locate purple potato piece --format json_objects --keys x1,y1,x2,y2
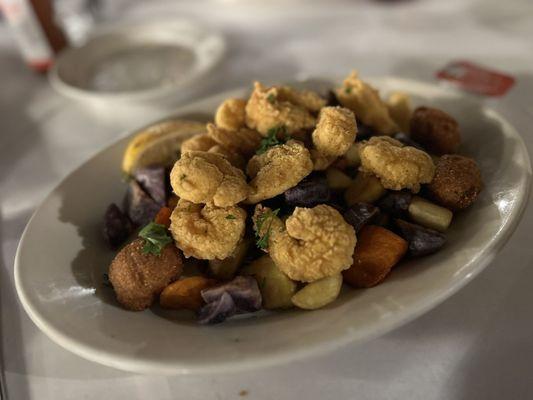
[
  {"x1": 197, "y1": 292, "x2": 237, "y2": 324},
  {"x1": 393, "y1": 132, "x2": 424, "y2": 150},
  {"x1": 378, "y1": 192, "x2": 413, "y2": 217},
  {"x1": 102, "y1": 203, "x2": 133, "y2": 248},
  {"x1": 284, "y1": 175, "x2": 331, "y2": 208},
  {"x1": 201, "y1": 276, "x2": 262, "y2": 313},
  {"x1": 395, "y1": 219, "x2": 446, "y2": 257},
  {"x1": 124, "y1": 180, "x2": 161, "y2": 226},
  {"x1": 343, "y1": 203, "x2": 379, "y2": 232},
  {"x1": 133, "y1": 166, "x2": 166, "y2": 206}
]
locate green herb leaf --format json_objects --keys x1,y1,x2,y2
[
  {"x1": 255, "y1": 208, "x2": 280, "y2": 250},
  {"x1": 256, "y1": 126, "x2": 290, "y2": 155},
  {"x1": 226, "y1": 214, "x2": 236, "y2": 220},
  {"x1": 344, "y1": 87, "x2": 352, "y2": 94},
  {"x1": 267, "y1": 93, "x2": 276, "y2": 104},
  {"x1": 180, "y1": 173, "x2": 187, "y2": 180},
  {"x1": 138, "y1": 222, "x2": 172, "y2": 256}
]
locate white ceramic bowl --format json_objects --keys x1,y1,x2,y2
[
  {"x1": 15, "y1": 78, "x2": 531, "y2": 374},
  {"x1": 49, "y1": 19, "x2": 226, "y2": 123}
]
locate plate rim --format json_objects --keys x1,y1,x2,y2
[{"x1": 14, "y1": 77, "x2": 532, "y2": 374}]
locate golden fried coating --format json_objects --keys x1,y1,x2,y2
[
  {"x1": 215, "y1": 98, "x2": 247, "y2": 131},
  {"x1": 277, "y1": 85, "x2": 326, "y2": 112},
  {"x1": 386, "y1": 91, "x2": 412, "y2": 133},
  {"x1": 312, "y1": 106, "x2": 357, "y2": 157},
  {"x1": 359, "y1": 136, "x2": 435, "y2": 192},
  {"x1": 170, "y1": 199, "x2": 246, "y2": 260},
  {"x1": 180, "y1": 133, "x2": 217, "y2": 153},
  {"x1": 335, "y1": 71, "x2": 398, "y2": 135},
  {"x1": 310, "y1": 149, "x2": 337, "y2": 171},
  {"x1": 206, "y1": 123, "x2": 262, "y2": 157},
  {"x1": 427, "y1": 154, "x2": 482, "y2": 210},
  {"x1": 207, "y1": 144, "x2": 246, "y2": 170},
  {"x1": 170, "y1": 151, "x2": 248, "y2": 207},
  {"x1": 109, "y1": 239, "x2": 183, "y2": 311},
  {"x1": 246, "y1": 140, "x2": 313, "y2": 203},
  {"x1": 245, "y1": 82, "x2": 320, "y2": 136},
  {"x1": 254, "y1": 205, "x2": 356, "y2": 282}
]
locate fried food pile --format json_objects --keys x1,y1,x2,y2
[{"x1": 103, "y1": 70, "x2": 483, "y2": 324}]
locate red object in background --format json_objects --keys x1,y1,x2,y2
[
  {"x1": 0, "y1": 0, "x2": 67, "y2": 73},
  {"x1": 436, "y1": 61, "x2": 515, "y2": 97}
]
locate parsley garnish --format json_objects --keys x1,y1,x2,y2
[
  {"x1": 267, "y1": 93, "x2": 276, "y2": 104},
  {"x1": 344, "y1": 87, "x2": 352, "y2": 94},
  {"x1": 226, "y1": 214, "x2": 236, "y2": 220},
  {"x1": 255, "y1": 208, "x2": 280, "y2": 250},
  {"x1": 256, "y1": 126, "x2": 290, "y2": 155},
  {"x1": 138, "y1": 222, "x2": 172, "y2": 255},
  {"x1": 180, "y1": 173, "x2": 187, "y2": 180}
]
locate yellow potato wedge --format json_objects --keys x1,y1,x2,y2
[
  {"x1": 344, "y1": 172, "x2": 386, "y2": 205},
  {"x1": 208, "y1": 239, "x2": 250, "y2": 280},
  {"x1": 242, "y1": 255, "x2": 297, "y2": 309},
  {"x1": 408, "y1": 196, "x2": 453, "y2": 232},
  {"x1": 344, "y1": 143, "x2": 361, "y2": 167},
  {"x1": 326, "y1": 167, "x2": 352, "y2": 190},
  {"x1": 291, "y1": 274, "x2": 343, "y2": 310}
]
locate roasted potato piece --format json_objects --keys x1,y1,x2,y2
[
  {"x1": 201, "y1": 276, "x2": 262, "y2": 313},
  {"x1": 284, "y1": 174, "x2": 331, "y2": 208},
  {"x1": 344, "y1": 172, "x2": 386, "y2": 206},
  {"x1": 103, "y1": 203, "x2": 133, "y2": 249},
  {"x1": 386, "y1": 91, "x2": 412, "y2": 133},
  {"x1": 344, "y1": 143, "x2": 361, "y2": 167},
  {"x1": 377, "y1": 191, "x2": 413, "y2": 217},
  {"x1": 160, "y1": 276, "x2": 217, "y2": 311},
  {"x1": 343, "y1": 203, "x2": 380, "y2": 232},
  {"x1": 343, "y1": 225, "x2": 407, "y2": 288},
  {"x1": 395, "y1": 219, "x2": 446, "y2": 257},
  {"x1": 326, "y1": 167, "x2": 352, "y2": 190},
  {"x1": 427, "y1": 154, "x2": 483, "y2": 210},
  {"x1": 408, "y1": 196, "x2": 453, "y2": 232},
  {"x1": 291, "y1": 274, "x2": 343, "y2": 310},
  {"x1": 208, "y1": 239, "x2": 250, "y2": 280},
  {"x1": 243, "y1": 255, "x2": 297, "y2": 309},
  {"x1": 410, "y1": 107, "x2": 461, "y2": 155}
]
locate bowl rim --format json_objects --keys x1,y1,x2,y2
[{"x1": 14, "y1": 77, "x2": 532, "y2": 374}]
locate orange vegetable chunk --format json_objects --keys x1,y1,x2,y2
[{"x1": 343, "y1": 225, "x2": 407, "y2": 288}]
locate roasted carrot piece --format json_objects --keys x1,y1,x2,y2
[
  {"x1": 160, "y1": 276, "x2": 217, "y2": 311},
  {"x1": 154, "y1": 206, "x2": 172, "y2": 227},
  {"x1": 343, "y1": 225, "x2": 407, "y2": 288}
]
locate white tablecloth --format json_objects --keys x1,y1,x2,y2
[{"x1": 2, "y1": 0, "x2": 533, "y2": 399}]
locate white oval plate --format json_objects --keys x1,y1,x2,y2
[{"x1": 15, "y1": 78, "x2": 531, "y2": 375}]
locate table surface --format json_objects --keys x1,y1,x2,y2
[{"x1": 2, "y1": 0, "x2": 533, "y2": 399}]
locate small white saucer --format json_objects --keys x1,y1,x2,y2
[{"x1": 49, "y1": 19, "x2": 226, "y2": 105}]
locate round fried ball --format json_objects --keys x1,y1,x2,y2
[
  {"x1": 410, "y1": 107, "x2": 461, "y2": 155},
  {"x1": 109, "y1": 239, "x2": 183, "y2": 311},
  {"x1": 427, "y1": 154, "x2": 482, "y2": 210}
]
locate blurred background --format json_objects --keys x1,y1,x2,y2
[{"x1": 1, "y1": 1, "x2": 533, "y2": 399}]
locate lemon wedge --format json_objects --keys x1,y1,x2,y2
[{"x1": 122, "y1": 119, "x2": 206, "y2": 174}]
